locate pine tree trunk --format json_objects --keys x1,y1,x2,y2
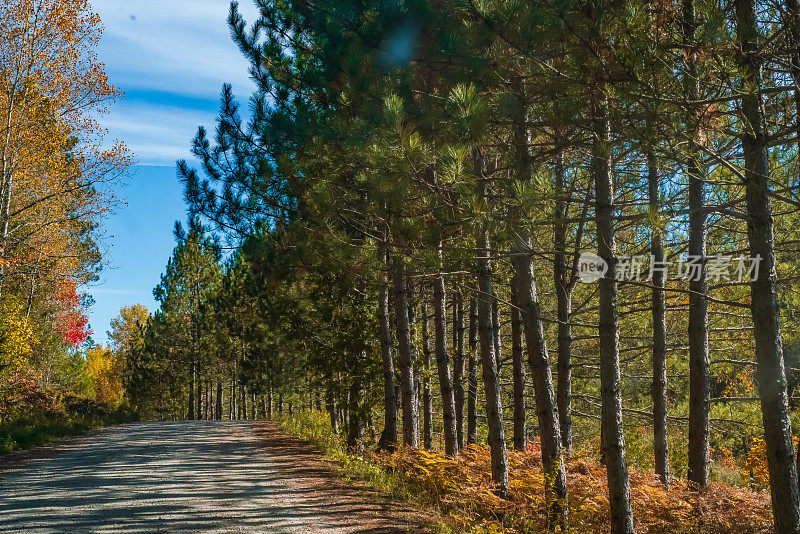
[
  {"x1": 327, "y1": 386, "x2": 338, "y2": 434},
  {"x1": 788, "y1": 0, "x2": 800, "y2": 168},
  {"x1": 377, "y1": 240, "x2": 398, "y2": 450},
  {"x1": 205, "y1": 381, "x2": 213, "y2": 421},
  {"x1": 593, "y1": 96, "x2": 634, "y2": 533},
  {"x1": 229, "y1": 379, "x2": 234, "y2": 420},
  {"x1": 241, "y1": 384, "x2": 247, "y2": 420},
  {"x1": 407, "y1": 281, "x2": 422, "y2": 436},
  {"x1": 433, "y1": 236, "x2": 458, "y2": 456},
  {"x1": 188, "y1": 361, "x2": 195, "y2": 420},
  {"x1": 196, "y1": 366, "x2": 203, "y2": 420},
  {"x1": 682, "y1": 0, "x2": 710, "y2": 489},
  {"x1": 491, "y1": 293, "x2": 502, "y2": 374},
  {"x1": 393, "y1": 260, "x2": 419, "y2": 447},
  {"x1": 510, "y1": 285, "x2": 527, "y2": 452},
  {"x1": 216, "y1": 381, "x2": 223, "y2": 421},
  {"x1": 347, "y1": 378, "x2": 363, "y2": 451},
  {"x1": 422, "y1": 301, "x2": 434, "y2": 450},
  {"x1": 467, "y1": 296, "x2": 479, "y2": 445},
  {"x1": 251, "y1": 392, "x2": 256, "y2": 420},
  {"x1": 268, "y1": 380, "x2": 273, "y2": 418},
  {"x1": 553, "y1": 150, "x2": 575, "y2": 453},
  {"x1": 453, "y1": 291, "x2": 466, "y2": 449},
  {"x1": 736, "y1": 0, "x2": 800, "y2": 529},
  {"x1": 476, "y1": 166, "x2": 508, "y2": 496},
  {"x1": 648, "y1": 152, "x2": 670, "y2": 486},
  {"x1": 511, "y1": 236, "x2": 567, "y2": 528}
]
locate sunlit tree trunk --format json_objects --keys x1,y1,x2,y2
[
  {"x1": 327, "y1": 385, "x2": 338, "y2": 434},
  {"x1": 736, "y1": 0, "x2": 800, "y2": 529},
  {"x1": 453, "y1": 290, "x2": 466, "y2": 449},
  {"x1": 433, "y1": 235, "x2": 458, "y2": 456},
  {"x1": 593, "y1": 93, "x2": 634, "y2": 533},
  {"x1": 241, "y1": 383, "x2": 247, "y2": 420},
  {"x1": 476, "y1": 163, "x2": 508, "y2": 497},
  {"x1": 268, "y1": 379, "x2": 273, "y2": 418},
  {"x1": 491, "y1": 292, "x2": 502, "y2": 374},
  {"x1": 393, "y1": 260, "x2": 419, "y2": 447},
  {"x1": 648, "y1": 152, "x2": 669, "y2": 486},
  {"x1": 377, "y1": 239, "x2": 398, "y2": 450},
  {"x1": 467, "y1": 296, "x2": 478, "y2": 445},
  {"x1": 553, "y1": 149, "x2": 576, "y2": 453},
  {"x1": 347, "y1": 377, "x2": 363, "y2": 451},
  {"x1": 421, "y1": 301, "x2": 434, "y2": 450},
  {"x1": 511, "y1": 236, "x2": 567, "y2": 528},
  {"x1": 510, "y1": 285, "x2": 526, "y2": 452},
  {"x1": 682, "y1": 0, "x2": 710, "y2": 488},
  {"x1": 188, "y1": 361, "x2": 195, "y2": 420}
]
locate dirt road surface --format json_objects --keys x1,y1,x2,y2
[{"x1": 0, "y1": 421, "x2": 430, "y2": 533}]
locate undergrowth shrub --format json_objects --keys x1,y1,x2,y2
[{"x1": 0, "y1": 368, "x2": 131, "y2": 454}]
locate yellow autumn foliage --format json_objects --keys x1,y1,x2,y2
[
  {"x1": 0, "y1": 296, "x2": 36, "y2": 373},
  {"x1": 85, "y1": 345, "x2": 123, "y2": 407}
]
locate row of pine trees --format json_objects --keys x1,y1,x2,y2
[{"x1": 124, "y1": 0, "x2": 800, "y2": 532}]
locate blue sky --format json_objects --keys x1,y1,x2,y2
[{"x1": 87, "y1": 0, "x2": 257, "y2": 345}]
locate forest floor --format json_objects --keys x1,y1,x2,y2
[{"x1": 0, "y1": 420, "x2": 431, "y2": 533}]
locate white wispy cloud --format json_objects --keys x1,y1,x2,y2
[
  {"x1": 91, "y1": 0, "x2": 259, "y2": 164},
  {"x1": 103, "y1": 100, "x2": 212, "y2": 165},
  {"x1": 93, "y1": 0, "x2": 258, "y2": 98}
]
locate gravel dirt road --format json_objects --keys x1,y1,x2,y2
[{"x1": 0, "y1": 421, "x2": 430, "y2": 533}]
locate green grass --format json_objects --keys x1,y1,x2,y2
[
  {"x1": 0, "y1": 407, "x2": 133, "y2": 455},
  {"x1": 278, "y1": 412, "x2": 415, "y2": 501},
  {"x1": 0, "y1": 419, "x2": 97, "y2": 453}
]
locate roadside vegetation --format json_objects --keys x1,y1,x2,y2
[
  {"x1": 0, "y1": 0, "x2": 131, "y2": 455},
  {"x1": 281, "y1": 411, "x2": 774, "y2": 533}
]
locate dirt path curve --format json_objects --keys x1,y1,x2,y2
[{"x1": 0, "y1": 421, "x2": 430, "y2": 533}]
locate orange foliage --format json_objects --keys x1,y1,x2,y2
[
  {"x1": 744, "y1": 436, "x2": 800, "y2": 489},
  {"x1": 374, "y1": 445, "x2": 773, "y2": 533},
  {"x1": 0, "y1": 0, "x2": 131, "y2": 291}
]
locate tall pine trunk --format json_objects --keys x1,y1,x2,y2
[
  {"x1": 393, "y1": 260, "x2": 419, "y2": 447},
  {"x1": 648, "y1": 152, "x2": 669, "y2": 486},
  {"x1": 476, "y1": 164, "x2": 508, "y2": 497},
  {"x1": 433, "y1": 235, "x2": 458, "y2": 456},
  {"x1": 511, "y1": 236, "x2": 567, "y2": 529},
  {"x1": 422, "y1": 301, "x2": 434, "y2": 450},
  {"x1": 347, "y1": 377, "x2": 363, "y2": 451},
  {"x1": 229, "y1": 378, "x2": 234, "y2": 420},
  {"x1": 377, "y1": 239, "x2": 398, "y2": 451},
  {"x1": 188, "y1": 361, "x2": 195, "y2": 420},
  {"x1": 736, "y1": 0, "x2": 800, "y2": 529},
  {"x1": 467, "y1": 296, "x2": 479, "y2": 445},
  {"x1": 453, "y1": 291, "x2": 466, "y2": 449},
  {"x1": 196, "y1": 366, "x2": 202, "y2": 420},
  {"x1": 553, "y1": 150, "x2": 575, "y2": 453},
  {"x1": 510, "y1": 285, "x2": 527, "y2": 452},
  {"x1": 683, "y1": 0, "x2": 710, "y2": 488},
  {"x1": 491, "y1": 294, "x2": 502, "y2": 373},
  {"x1": 327, "y1": 386, "x2": 339, "y2": 434},
  {"x1": 216, "y1": 381, "x2": 223, "y2": 421},
  {"x1": 267, "y1": 380, "x2": 273, "y2": 418},
  {"x1": 593, "y1": 95, "x2": 634, "y2": 533}
]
